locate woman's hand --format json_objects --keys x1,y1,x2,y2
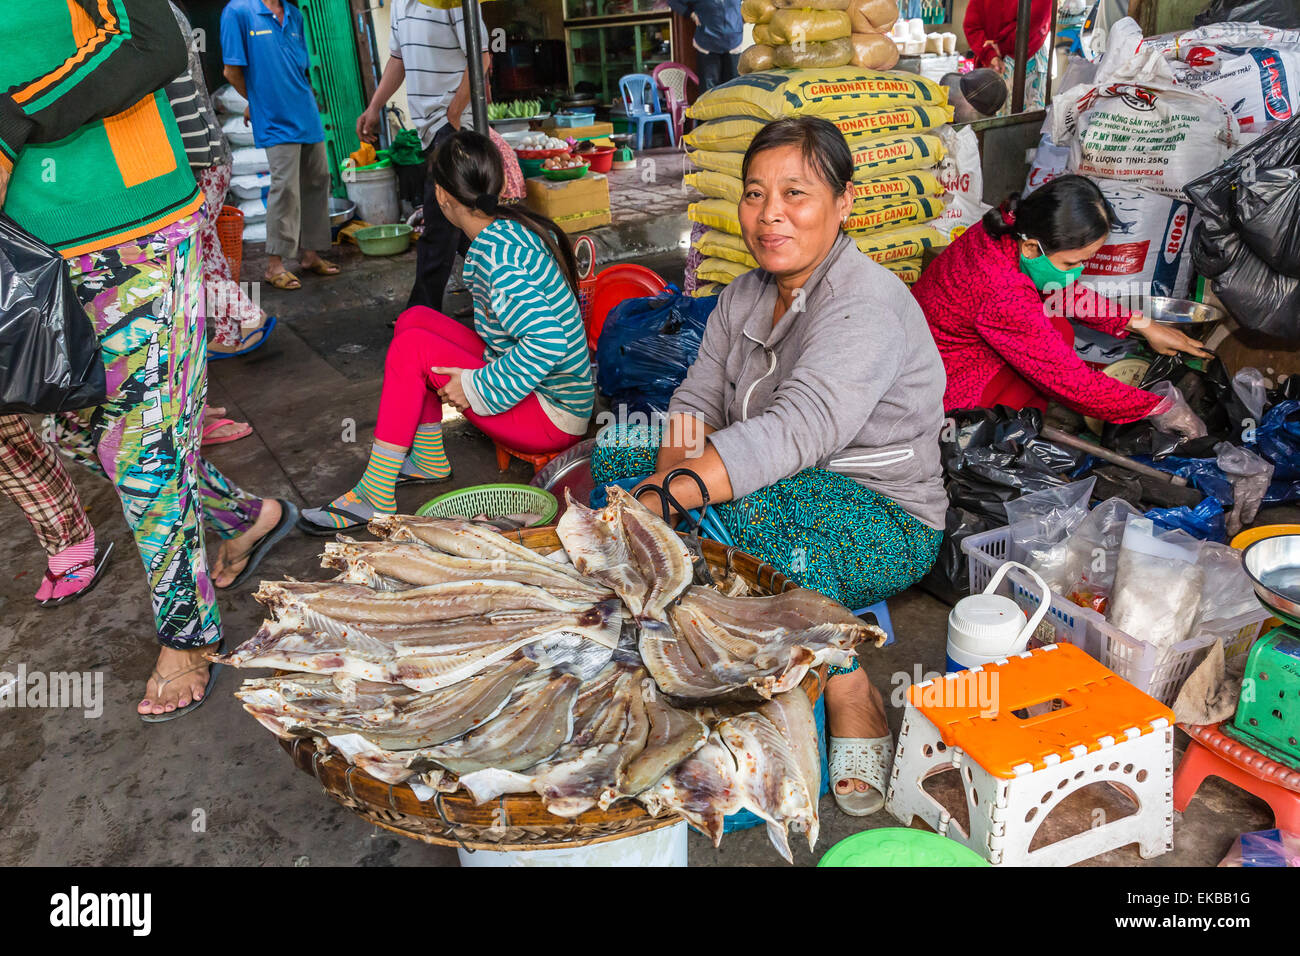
[
  {"x1": 431, "y1": 366, "x2": 469, "y2": 412},
  {"x1": 1129, "y1": 314, "x2": 1213, "y2": 359}
]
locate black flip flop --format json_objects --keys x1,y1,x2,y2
[
  {"x1": 219, "y1": 498, "x2": 300, "y2": 590},
  {"x1": 38, "y1": 541, "x2": 115, "y2": 609},
  {"x1": 396, "y1": 469, "x2": 454, "y2": 488},
  {"x1": 296, "y1": 503, "x2": 370, "y2": 537},
  {"x1": 139, "y1": 641, "x2": 224, "y2": 724}
]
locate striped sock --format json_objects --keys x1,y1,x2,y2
[
  {"x1": 354, "y1": 443, "x2": 405, "y2": 512},
  {"x1": 49, "y1": 533, "x2": 96, "y2": 576},
  {"x1": 406, "y1": 424, "x2": 451, "y2": 479}
]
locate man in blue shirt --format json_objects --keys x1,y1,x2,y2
[
  {"x1": 667, "y1": 0, "x2": 743, "y2": 91},
  {"x1": 221, "y1": 0, "x2": 341, "y2": 288}
]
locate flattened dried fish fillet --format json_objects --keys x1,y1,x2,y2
[
  {"x1": 756, "y1": 691, "x2": 820, "y2": 853},
  {"x1": 608, "y1": 485, "x2": 693, "y2": 619},
  {"x1": 217, "y1": 601, "x2": 622, "y2": 691},
  {"x1": 637, "y1": 733, "x2": 743, "y2": 843},
  {"x1": 420, "y1": 671, "x2": 583, "y2": 774},
  {"x1": 234, "y1": 659, "x2": 534, "y2": 751},
  {"x1": 321, "y1": 537, "x2": 610, "y2": 600},
  {"x1": 256, "y1": 578, "x2": 590, "y2": 625},
  {"x1": 557, "y1": 490, "x2": 651, "y2": 616},
  {"x1": 619, "y1": 679, "x2": 709, "y2": 797},
  {"x1": 369, "y1": 515, "x2": 592, "y2": 582}
]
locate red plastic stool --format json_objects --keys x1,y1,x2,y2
[
  {"x1": 1173, "y1": 721, "x2": 1300, "y2": 831},
  {"x1": 494, "y1": 442, "x2": 561, "y2": 476}
]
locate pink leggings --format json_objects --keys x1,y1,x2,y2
[{"x1": 377, "y1": 306, "x2": 583, "y2": 454}]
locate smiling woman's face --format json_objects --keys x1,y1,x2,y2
[{"x1": 739, "y1": 144, "x2": 852, "y2": 286}]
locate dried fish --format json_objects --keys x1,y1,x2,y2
[
  {"x1": 321, "y1": 537, "x2": 610, "y2": 601},
  {"x1": 216, "y1": 601, "x2": 621, "y2": 691},
  {"x1": 233, "y1": 658, "x2": 534, "y2": 750},
  {"x1": 638, "y1": 732, "x2": 744, "y2": 842},
  {"x1": 255, "y1": 578, "x2": 592, "y2": 626},
  {"x1": 609, "y1": 486, "x2": 693, "y2": 619},
  {"x1": 557, "y1": 490, "x2": 651, "y2": 616},
  {"x1": 419, "y1": 671, "x2": 583, "y2": 774},
  {"x1": 619, "y1": 679, "x2": 709, "y2": 798},
  {"x1": 369, "y1": 515, "x2": 592, "y2": 584}
]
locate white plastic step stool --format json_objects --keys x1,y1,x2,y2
[{"x1": 885, "y1": 643, "x2": 1175, "y2": 866}]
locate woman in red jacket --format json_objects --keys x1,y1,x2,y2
[
  {"x1": 913, "y1": 175, "x2": 1210, "y2": 436},
  {"x1": 964, "y1": 0, "x2": 1053, "y2": 110}
]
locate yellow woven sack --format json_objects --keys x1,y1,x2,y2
[
  {"x1": 741, "y1": 0, "x2": 775, "y2": 22},
  {"x1": 845, "y1": 195, "x2": 946, "y2": 235},
  {"x1": 832, "y1": 104, "x2": 953, "y2": 141},
  {"x1": 687, "y1": 66, "x2": 947, "y2": 120},
  {"x1": 684, "y1": 117, "x2": 765, "y2": 152},
  {"x1": 854, "y1": 224, "x2": 948, "y2": 263},
  {"x1": 697, "y1": 257, "x2": 753, "y2": 284},
  {"x1": 753, "y1": 23, "x2": 777, "y2": 44},
  {"x1": 688, "y1": 199, "x2": 744, "y2": 236},
  {"x1": 688, "y1": 149, "x2": 745, "y2": 178},
  {"x1": 685, "y1": 170, "x2": 744, "y2": 204},
  {"x1": 689, "y1": 133, "x2": 945, "y2": 182},
  {"x1": 850, "y1": 169, "x2": 945, "y2": 204},
  {"x1": 692, "y1": 282, "x2": 725, "y2": 297},
  {"x1": 774, "y1": 0, "x2": 851, "y2": 8},
  {"x1": 766, "y1": 8, "x2": 851, "y2": 43},
  {"x1": 695, "y1": 229, "x2": 758, "y2": 267},
  {"x1": 881, "y1": 257, "x2": 923, "y2": 284}
]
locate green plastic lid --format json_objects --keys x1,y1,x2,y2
[{"x1": 818, "y1": 828, "x2": 990, "y2": 867}]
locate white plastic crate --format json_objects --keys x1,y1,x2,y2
[{"x1": 961, "y1": 524, "x2": 1270, "y2": 705}]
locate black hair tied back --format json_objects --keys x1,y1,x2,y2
[
  {"x1": 983, "y1": 174, "x2": 1117, "y2": 254},
  {"x1": 431, "y1": 129, "x2": 580, "y2": 296}
]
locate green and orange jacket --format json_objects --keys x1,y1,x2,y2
[{"x1": 0, "y1": 0, "x2": 202, "y2": 257}]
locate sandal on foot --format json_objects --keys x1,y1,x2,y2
[
  {"x1": 217, "y1": 499, "x2": 299, "y2": 590},
  {"x1": 38, "y1": 542, "x2": 115, "y2": 608},
  {"x1": 829, "y1": 734, "x2": 894, "y2": 817},
  {"x1": 202, "y1": 418, "x2": 253, "y2": 446},
  {"x1": 297, "y1": 500, "x2": 375, "y2": 536},
  {"x1": 139, "y1": 644, "x2": 223, "y2": 723},
  {"x1": 208, "y1": 315, "x2": 277, "y2": 362},
  {"x1": 397, "y1": 465, "x2": 453, "y2": 488},
  {"x1": 303, "y1": 258, "x2": 340, "y2": 276},
  {"x1": 266, "y1": 271, "x2": 301, "y2": 290}
]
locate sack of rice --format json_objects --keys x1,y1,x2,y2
[
  {"x1": 222, "y1": 114, "x2": 254, "y2": 147},
  {"x1": 228, "y1": 172, "x2": 271, "y2": 201},
  {"x1": 850, "y1": 32, "x2": 899, "y2": 71},
  {"x1": 231, "y1": 146, "x2": 270, "y2": 177},
  {"x1": 741, "y1": 0, "x2": 775, "y2": 22},
  {"x1": 695, "y1": 229, "x2": 758, "y2": 268},
  {"x1": 687, "y1": 67, "x2": 948, "y2": 121},
  {"x1": 848, "y1": 0, "x2": 899, "y2": 33},
  {"x1": 773, "y1": 38, "x2": 854, "y2": 69},
  {"x1": 691, "y1": 282, "x2": 724, "y2": 298},
  {"x1": 739, "y1": 44, "x2": 776, "y2": 74},
  {"x1": 697, "y1": 256, "x2": 753, "y2": 284},
  {"x1": 766, "y1": 8, "x2": 851, "y2": 43},
  {"x1": 685, "y1": 170, "x2": 743, "y2": 204}
]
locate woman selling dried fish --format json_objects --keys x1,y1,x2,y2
[
  {"x1": 299, "y1": 130, "x2": 593, "y2": 533},
  {"x1": 591, "y1": 117, "x2": 945, "y2": 817}
]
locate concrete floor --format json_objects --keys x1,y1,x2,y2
[{"x1": 0, "y1": 214, "x2": 1276, "y2": 867}]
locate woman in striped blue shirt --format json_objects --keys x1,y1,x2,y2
[{"x1": 300, "y1": 131, "x2": 594, "y2": 533}]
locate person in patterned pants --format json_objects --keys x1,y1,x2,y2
[{"x1": 50, "y1": 213, "x2": 295, "y2": 719}]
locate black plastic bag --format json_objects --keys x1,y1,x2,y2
[
  {"x1": 1194, "y1": 0, "x2": 1300, "y2": 28},
  {"x1": 1192, "y1": 221, "x2": 1300, "y2": 338},
  {"x1": 918, "y1": 506, "x2": 999, "y2": 605},
  {"x1": 595, "y1": 292, "x2": 713, "y2": 417},
  {"x1": 0, "y1": 215, "x2": 104, "y2": 413}
]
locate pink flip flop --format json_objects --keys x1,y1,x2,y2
[{"x1": 202, "y1": 418, "x2": 253, "y2": 447}]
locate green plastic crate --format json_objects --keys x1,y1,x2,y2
[{"x1": 300, "y1": 0, "x2": 366, "y2": 199}]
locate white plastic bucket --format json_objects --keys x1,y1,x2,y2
[
  {"x1": 457, "y1": 821, "x2": 687, "y2": 867},
  {"x1": 343, "y1": 164, "x2": 400, "y2": 225}
]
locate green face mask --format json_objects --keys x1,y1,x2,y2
[{"x1": 1019, "y1": 246, "x2": 1083, "y2": 291}]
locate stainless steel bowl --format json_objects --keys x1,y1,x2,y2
[
  {"x1": 329, "y1": 197, "x2": 356, "y2": 228},
  {"x1": 1242, "y1": 534, "x2": 1300, "y2": 625},
  {"x1": 1136, "y1": 296, "x2": 1225, "y2": 336}
]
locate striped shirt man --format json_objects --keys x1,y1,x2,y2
[
  {"x1": 461, "y1": 219, "x2": 595, "y2": 436},
  {"x1": 390, "y1": 0, "x2": 489, "y2": 148}
]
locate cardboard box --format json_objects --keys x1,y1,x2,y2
[
  {"x1": 553, "y1": 210, "x2": 612, "y2": 234},
  {"x1": 540, "y1": 121, "x2": 614, "y2": 140},
  {"x1": 525, "y1": 173, "x2": 610, "y2": 221}
]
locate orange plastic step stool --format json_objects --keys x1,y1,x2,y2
[
  {"x1": 1174, "y1": 721, "x2": 1300, "y2": 831},
  {"x1": 886, "y1": 643, "x2": 1177, "y2": 866},
  {"x1": 494, "y1": 442, "x2": 560, "y2": 476}
]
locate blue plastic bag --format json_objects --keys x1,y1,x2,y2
[
  {"x1": 595, "y1": 292, "x2": 716, "y2": 416},
  {"x1": 1145, "y1": 497, "x2": 1227, "y2": 542},
  {"x1": 1253, "y1": 400, "x2": 1300, "y2": 481}
]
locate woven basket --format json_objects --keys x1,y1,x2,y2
[
  {"x1": 217, "y1": 205, "x2": 245, "y2": 280},
  {"x1": 416, "y1": 483, "x2": 557, "y2": 527},
  {"x1": 275, "y1": 528, "x2": 821, "y2": 851}
]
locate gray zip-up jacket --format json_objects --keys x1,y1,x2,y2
[{"x1": 670, "y1": 233, "x2": 948, "y2": 529}]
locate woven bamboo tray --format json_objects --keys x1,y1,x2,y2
[{"x1": 276, "y1": 528, "x2": 823, "y2": 851}]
